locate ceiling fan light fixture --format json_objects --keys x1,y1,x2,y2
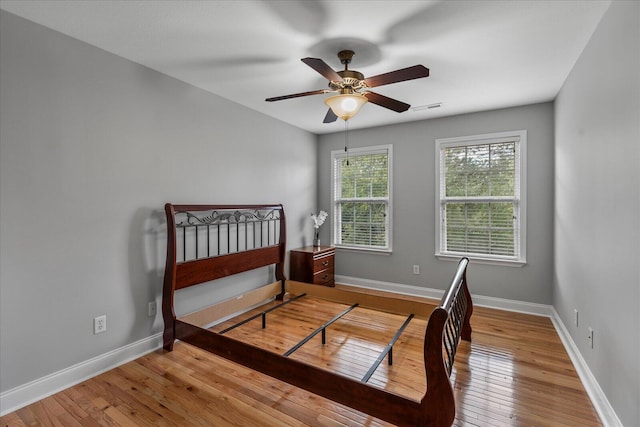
[{"x1": 324, "y1": 92, "x2": 368, "y2": 121}]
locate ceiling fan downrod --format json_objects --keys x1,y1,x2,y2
[{"x1": 338, "y1": 50, "x2": 355, "y2": 69}]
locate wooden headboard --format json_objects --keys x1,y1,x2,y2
[{"x1": 162, "y1": 203, "x2": 286, "y2": 350}]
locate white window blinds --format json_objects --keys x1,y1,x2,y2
[
  {"x1": 332, "y1": 145, "x2": 392, "y2": 251},
  {"x1": 436, "y1": 131, "x2": 526, "y2": 265}
]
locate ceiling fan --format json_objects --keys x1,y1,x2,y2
[{"x1": 265, "y1": 50, "x2": 429, "y2": 123}]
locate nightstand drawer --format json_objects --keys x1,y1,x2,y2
[
  {"x1": 313, "y1": 267, "x2": 334, "y2": 286},
  {"x1": 313, "y1": 255, "x2": 334, "y2": 272}
]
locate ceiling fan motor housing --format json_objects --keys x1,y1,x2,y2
[
  {"x1": 332, "y1": 50, "x2": 366, "y2": 91},
  {"x1": 329, "y1": 70, "x2": 366, "y2": 92}
]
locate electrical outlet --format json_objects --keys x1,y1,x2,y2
[
  {"x1": 94, "y1": 315, "x2": 106, "y2": 334},
  {"x1": 413, "y1": 265, "x2": 420, "y2": 275},
  {"x1": 148, "y1": 301, "x2": 157, "y2": 317},
  {"x1": 588, "y1": 327, "x2": 594, "y2": 349},
  {"x1": 574, "y1": 309, "x2": 579, "y2": 327}
]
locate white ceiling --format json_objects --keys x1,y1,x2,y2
[{"x1": 0, "y1": 0, "x2": 611, "y2": 135}]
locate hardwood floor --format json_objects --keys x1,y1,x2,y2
[{"x1": 1, "y1": 291, "x2": 601, "y2": 426}]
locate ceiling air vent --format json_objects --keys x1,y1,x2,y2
[{"x1": 412, "y1": 102, "x2": 442, "y2": 112}]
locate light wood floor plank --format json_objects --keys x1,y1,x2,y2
[{"x1": 1, "y1": 293, "x2": 601, "y2": 427}]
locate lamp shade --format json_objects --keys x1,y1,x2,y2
[{"x1": 324, "y1": 93, "x2": 368, "y2": 121}]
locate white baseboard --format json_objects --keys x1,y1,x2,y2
[
  {"x1": 336, "y1": 275, "x2": 554, "y2": 316},
  {"x1": 337, "y1": 275, "x2": 621, "y2": 426},
  {"x1": 549, "y1": 308, "x2": 623, "y2": 427},
  {"x1": 0, "y1": 333, "x2": 163, "y2": 416},
  {"x1": 336, "y1": 275, "x2": 445, "y2": 300}
]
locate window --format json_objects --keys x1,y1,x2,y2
[
  {"x1": 436, "y1": 131, "x2": 526, "y2": 265},
  {"x1": 331, "y1": 145, "x2": 392, "y2": 252}
]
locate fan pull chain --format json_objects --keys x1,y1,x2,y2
[{"x1": 344, "y1": 120, "x2": 350, "y2": 166}]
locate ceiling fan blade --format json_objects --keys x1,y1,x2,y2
[
  {"x1": 364, "y1": 65, "x2": 429, "y2": 88},
  {"x1": 265, "y1": 89, "x2": 327, "y2": 102},
  {"x1": 323, "y1": 108, "x2": 338, "y2": 123},
  {"x1": 301, "y1": 57, "x2": 343, "y2": 82},
  {"x1": 364, "y1": 92, "x2": 411, "y2": 113}
]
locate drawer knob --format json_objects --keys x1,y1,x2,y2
[
  {"x1": 322, "y1": 274, "x2": 328, "y2": 279},
  {"x1": 322, "y1": 260, "x2": 329, "y2": 266}
]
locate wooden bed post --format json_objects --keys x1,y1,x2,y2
[
  {"x1": 421, "y1": 308, "x2": 456, "y2": 427},
  {"x1": 275, "y1": 204, "x2": 287, "y2": 301},
  {"x1": 162, "y1": 203, "x2": 177, "y2": 351},
  {"x1": 461, "y1": 261, "x2": 473, "y2": 341}
]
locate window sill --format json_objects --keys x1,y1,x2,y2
[
  {"x1": 335, "y1": 245, "x2": 392, "y2": 255},
  {"x1": 436, "y1": 253, "x2": 526, "y2": 267}
]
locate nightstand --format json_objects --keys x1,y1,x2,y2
[{"x1": 289, "y1": 246, "x2": 335, "y2": 287}]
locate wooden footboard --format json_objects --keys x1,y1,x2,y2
[
  {"x1": 162, "y1": 203, "x2": 472, "y2": 427},
  {"x1": 422, "y1": 257, "x2": 471, "y2": 426}
]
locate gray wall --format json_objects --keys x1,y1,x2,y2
[
  {"x1": 3, "y1": 2, "x2": 638, "y2": 424},
  {"x1": 0, "y1": 11, "x2": 317, "y2": 393},
  {"x1": 318, "y1": 103, "x2": 555, "y2": 304},
  {"x1": 553, "y1": 1, "x2": 640, "y2": 425}
]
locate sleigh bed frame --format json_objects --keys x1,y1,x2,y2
[{"x1": 162, "y1": 203, "x2": 472, "y2": 427}]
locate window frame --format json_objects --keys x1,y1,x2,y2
[
  {"x1": 331, "y1": 144, "x2": 393, "y2": 253},
  {"x1": 435, "y1": 130, "x2": 527, "y2": 266}
]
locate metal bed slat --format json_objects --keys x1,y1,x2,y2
[
  {"x1": 361, "y1": 314, "x2": 414, "y2": 383},
  {"x1": 284, "y1": 303, "x2": 359, "y2": 357},
  {"x1": 218, "y1": 294, "x2": 307, "y2": 335}
]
